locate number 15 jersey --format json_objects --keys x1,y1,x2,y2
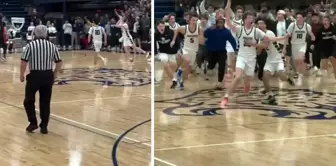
[
  {"x1": 89, "y1": 26, "x2": 105, "y2": 42},
  {"x1": 183, "y1": 24, "x2": 199, "y2": 52},
  {"x1": 287, "y1": 22, "x2": 311, "y2": 44}
]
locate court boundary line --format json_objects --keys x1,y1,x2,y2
[
  {"x1": 155, "y1": 133, "x2": 336, "y2": 151},
  {"x1": 154, "y1": 157, "x2": 179, "y2": 166},
  {"x1": 0, "y1": 99, "x2": 151, "y2": 146},
  {"x1": 112, "y1": 119, "x2": 151, "y2": 166},
  {"x1": 0, "y1": 94, "x2": 151, "y2": 109}
]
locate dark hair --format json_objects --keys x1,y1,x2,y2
[
  {"x1": 235, "y1": 5, "x2": 244, "y2": 12},
  {"x1": 243, "y1": 11, "x2": 255, "y2": 20},
  {"x1": 189, "y1": 12, "x2": 198, "y2": 19},
  {"x1": 256, "y1": 18, "x2": 267, "y2": 25},
  {"x1": 168, "y1": 13, "x2": 176, "y2": 19},
  {"x1": 296, "y1": 12, "x2": 304, "y2": 17},
  {"x1": 157, "y1": 20, "x2": 165, "y2": 26},
  {"x1": 312, "y1": 13, "x2": 319, "y2": 17}
]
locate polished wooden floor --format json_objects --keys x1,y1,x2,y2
[
  {"x1": 154, "y1": 62, "x2": 336, "y2": 166},
  {"x1": 0, "y1": 51, "x2": 151, "y2": 166}
]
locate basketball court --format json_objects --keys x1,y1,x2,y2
[
  {"x1": 0, "y1": 51, "x2": 151, "y2": 166},
  {"x1": 154, "y1": 62, "x2": 336, "y2": 166}
]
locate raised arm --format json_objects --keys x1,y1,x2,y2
[
  {"x1": 224, "y1": 8, "x2": 237, "y2": 32},
  {"x1": 198, "y1": 27, "x2": 204, "y2": 45}
]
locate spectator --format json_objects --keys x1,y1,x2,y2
[{"x1": 62, "y1": 20, "x2": 72, "y2": 50}]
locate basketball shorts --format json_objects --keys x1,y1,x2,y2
[
  {"x1": 93, "y1": 41, "x2": 102, "y2": 52},
  {"x1": 158, "y1": 53, "x2": 177, "y2": 63},
  {"x1": 123, "y1": 37, "x2": 134, "y2": 47},
  {"x1": 182, "y1": 49, "x2": 197, "y2": 65},
  {"x1": 291, "y1": 43, "x2": 306, "y2": 58},
  {"x1": 264, "y1": 61, "x2": 285, "y2": 75},
  {"x1": 226, "y1": 41, "x2": 236, "y2": 54},
  {"x1": 236, "y1": 56, "x2": 256, "y2": 76}
]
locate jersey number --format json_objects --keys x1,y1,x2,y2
[
  {"x1": 190, "y1": 38, "x2": 194, "y2": 43},
  {"x1": 296, "y1": 34, "x2": 303, "y2": 39},
  {"x1": 95, "y1": 30, "x2": 100, "y2": 35}
]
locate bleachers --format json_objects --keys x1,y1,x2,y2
[
  {"x1": 154, "y1": 0, "x2": 175, "y2": 19},
  {"x1": 1, "y1": 0, "x2": 30, "y2": 31}
]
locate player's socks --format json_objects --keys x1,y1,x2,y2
[{"x1": 176, "y1": 68, "x2": 183, "y2": 83}]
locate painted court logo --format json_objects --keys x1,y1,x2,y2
[
  {"x1": 155, "y1": 87, "x2": 336, "y2": 120},
  {"x1": 55, "y1": 68, "x2": 151, "y2": 86}
]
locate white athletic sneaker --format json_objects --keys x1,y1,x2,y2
[{"x1": 297, "y1": 74, "x2": 303, "y2": 86}]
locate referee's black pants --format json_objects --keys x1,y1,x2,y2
[
  {"x1": 24, "y1": 70, "x2": 54, "y2": 127},
  {"x1": 257, "y1": 49, "x2": 268, "y2": 81},
  {"x1": 207, "y1": 50, "x2": 227, "y2": 82}
]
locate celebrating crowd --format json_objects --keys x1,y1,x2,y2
[{"x1": 155, "y1": 0, "x2": 336, "y2": 106}]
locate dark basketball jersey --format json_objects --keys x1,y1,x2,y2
[{"x1": 155, "y1": 28, "x2": 179, "y2": 54}]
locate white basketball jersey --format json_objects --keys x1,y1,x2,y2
[
  {"x1": 27, "y1": 26, "x2": 35, "y2": 40},
  {"x1": 121, "y1": 23, "x2": 132, "y2": 40},
  {"x1": 183, "y1": 24, "x2": 199, "y2": 52},
  {"x1": 168, "y1": 22, "x2": 180, "y2": 30},
  {"x1": 232, "y1": 18, "x2": 243, "y2": 26},
  {"x1": 265, "y1": 30, "x2": 282, "y2": 63},
  {"x1": 237, "y1": 26, "x2": 258, "y2": 59},
  {"x1": 90, "y1": 26, "x2": 104, "y2": 42},
  {"x1": 290, "y1": 22, "x2": 308, "y2": 44}
]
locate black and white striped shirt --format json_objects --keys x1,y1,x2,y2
[{"x1": 21, "y1": 39, "x2": 61, "y2": 71}]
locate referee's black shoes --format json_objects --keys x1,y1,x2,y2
[
  {"x1": 26, "y1": 124, "x2": 48, "y2": 134},
  {"x1": 26, "y1": 123, "x2": 38, "y2": 133}
]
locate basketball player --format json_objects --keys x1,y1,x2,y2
[
  {"x1": 222, "y1": 11, "x2": 269, "y2": 106},
  {"x1": 88, "y1": 19, "x2": 108, "y2": 67},
  {"x1": 256, "y1": 19, "x2": 295, "y2": 104},
  {"x1": 155, "y1": 21, "x2": 179, "y2": 86},
  {"x1": 47, "y1": 23, "x2": 57, "y2": 44},
  {"x1": 26, "y1": 22, "x2": 35, "y2": 42},
  {"x1": 114, "y1": 9, "x2": 148, "y2": 62},
  {"x1": 170, "y1": 12, "x2": 204, "y2": 89},
  {"x1": 286, "y1": 12, "x2": 315, "y2": 85},
  {"x1": 313, "y1": 16, "x2": 336, "y2": 78}
]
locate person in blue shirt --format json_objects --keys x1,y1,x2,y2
[{"x1": 204, "y1": 17, "x2": 237, "y2": 89}]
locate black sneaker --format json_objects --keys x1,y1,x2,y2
[
  {"x1": 170, "y1": 80, "x2": 177, "y2": 89},
  {"x1": 40, "y1": 127, "x2": 48, "y2": 134},
  {"x1": 261, "y1": 95, "x2": 277, "y2": 105},
  {"x1": 287, "y1": 78, "x2": 295, "y2": 86},
  {"x1": 26, "y1": 123, "x2": 38, "y2": 133}
]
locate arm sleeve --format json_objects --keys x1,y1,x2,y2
[
  {"x1": 53, "y1": 46, "x2": 62, "y2": 63},
  {"x1": 21, "y1": 44, "x2": 31, "y2": 62}
]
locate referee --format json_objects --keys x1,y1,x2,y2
[{"x1": 20, "y1": 25, "x2": 62, "y2": 134}]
